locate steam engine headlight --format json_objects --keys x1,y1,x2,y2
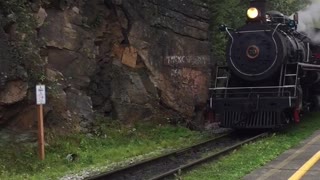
[{"x1": 247, "y1": 7, "x2": 259, "y2": 19}]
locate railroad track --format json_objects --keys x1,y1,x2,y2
[{"x1": 86, "y1": 131, "x2": 268, "y2": 180}]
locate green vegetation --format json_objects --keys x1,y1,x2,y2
[
  {"x1": 183, "y1": 112, "x2": 320, "y2": 180},
  {"x1": 0, "y1": 0, "x2": 45, "y2": 83},
  {"x1": 0, "y1": 0, "x2": 37, "y2": 34},
  {"x1": 0, "y1": 119, "x2": 209, "y2": 179}
]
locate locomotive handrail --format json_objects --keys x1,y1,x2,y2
[
  {"x1": 298, "y1": 63, "x2": 320, "y2": 70},
  {"x1": 301, "y1": 68, "x2": 320, "y2": 71},
  {"x1": 225, "y1": 27, "x2": 233, "y2": 39},
  {"x1": 307, "y1": 43, "x2": 310, "y2": 63},
  {"x1": 236, "y1": 30, "x2": 272, "y2": 33}
]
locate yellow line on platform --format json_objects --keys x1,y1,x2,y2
[
  {"x1": 288, "y1": 151, "x2": 320, "y2": 180},
  {"x1": 257, "y1": 134, "x2": 320, "y2": 180}
]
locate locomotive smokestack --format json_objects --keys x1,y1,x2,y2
[{"x1": 250, "y1": 0, "x2": 266, "y2": 21}]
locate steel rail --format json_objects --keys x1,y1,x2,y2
[
  {"x1": 86, "y1": 133, "x2": 231, "y2": 180},
  {"x1": 150, "y1": 132, "x2": 268, "y2": 180},
  {"x1": 86, "y1": 132, "x2": 268, "y2": 180}
]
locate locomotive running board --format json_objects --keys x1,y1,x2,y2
[{"x1": 209, "y1": 85, "x2": 296, "y2": 91}]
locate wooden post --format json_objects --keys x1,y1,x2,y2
[
  {"x1": 36, "y1": 84, "x2": 46, "y2": 160},
  {"x1": 37, "y1": 104, "x2": 45, "y2": 160}
]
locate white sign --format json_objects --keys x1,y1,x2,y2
[{"x1": 36, "y1": 85, "x2": 46, "y2": 105}]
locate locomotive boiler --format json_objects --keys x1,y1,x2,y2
[{"x1": 210, "y1": 0, "x2": 320, "y2": 129}]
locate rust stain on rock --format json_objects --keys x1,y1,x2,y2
[
  {"x1": 0, "y1": 80, "x2": 28, "y2": 105},
  {"x1": 122, "y1": 46, "x2": 138, "y2": 68}
]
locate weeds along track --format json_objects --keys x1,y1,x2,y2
[{"x1": 87, "y1": 131, "x2": 268, "y2": 180}]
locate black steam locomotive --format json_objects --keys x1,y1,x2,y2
[{"x1": 209, "y1": 0, "x2": 320, "y2": 129}]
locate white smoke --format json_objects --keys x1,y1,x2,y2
[{"x1": 297, "y1": 1, "x2": 320, "y2": 43}]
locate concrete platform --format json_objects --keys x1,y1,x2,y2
[{"x1": 244, "y1": 130, "x2": 320, "y2": 180}]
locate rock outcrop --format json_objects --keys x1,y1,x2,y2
[
  {"x1": 120, "y1": 0, "x2": 210, "y2": 120},
  {"x1": 0, "y1": 0, "x2": 211, "y2": 133},
  {"x1": 0, "y1": 25, "x2": 29, "y2": 126}
]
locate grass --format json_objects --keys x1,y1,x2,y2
[
  {"x1": 0, "y1": 119, "x2": 209, "y2": 180},
  {"x1": 183, "y1": 112, "x2": 320, "y2": 180},
  {"x1": 3, "y1": 112, "x2": 319, "y2": 180}
]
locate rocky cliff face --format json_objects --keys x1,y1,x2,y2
[
  {"x1": 0, "y1": 27, "x2": 29, "y2": 128},
  {"x1": 0, "y1": 0, "x2": 210, "y2": 133}
]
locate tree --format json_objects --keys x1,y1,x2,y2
[
  {"x1": 209, "y1": 0, "x2": 249, "y2": 64},
  {"x1": 268, "y1": 0, "x2": 308, "y2": 15}
]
